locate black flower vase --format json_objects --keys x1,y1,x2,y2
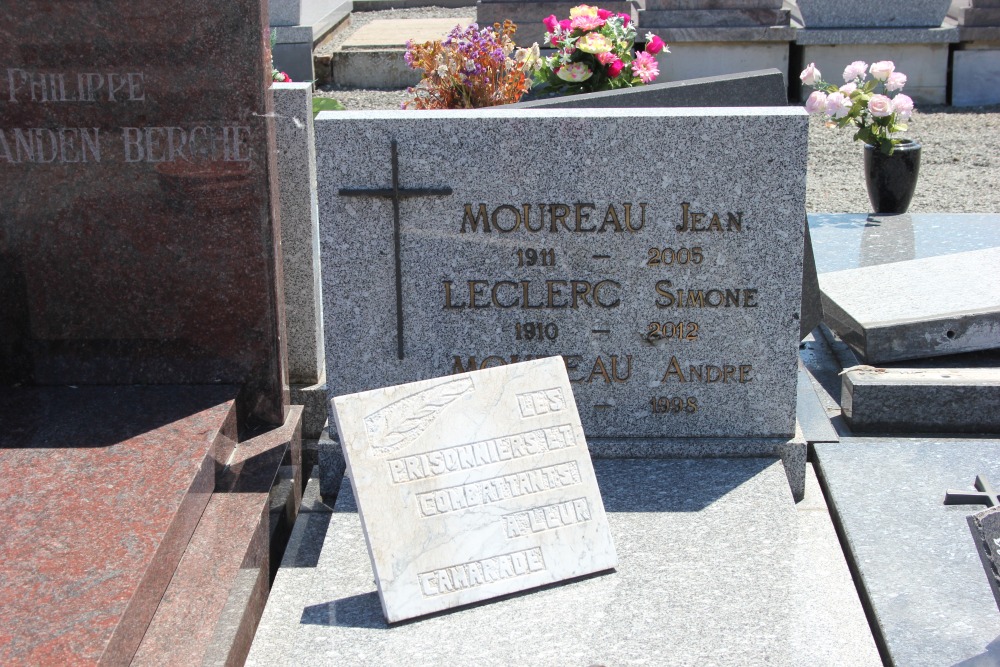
[{"x1": 863, "y1": 139, "x2": 921, "y2": 214}]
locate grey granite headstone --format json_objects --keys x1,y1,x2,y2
[
  {"x1": 246, "y1": 460, "x2": 880, "y2": 665},
  {"x1": 514, "y1": 69, "x2": 788, "y2": 109},
  {"x1": 818, "y1": 247, "x2": 1000, "y2": 363},
  {"x1": 815, "y1": 438, "x2": 1000, "y2": 665},
  {"x1": 969, "y1": 505, "x2": 1000, "y2": 612},
  {"x1": 316, "y1": 108, "x2": 807, "y2": 442}
]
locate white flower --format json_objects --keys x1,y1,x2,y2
[
  {"x1": 868, "y1": 94, "x2": 893, "y2": 117},
  {"x1": 805, "y1": 90, "x2": 827, "y2": 114},
  {"x1": 893, "y1": 94, "x2": 915, "y2": 120},
  {"x1": 843, "y1": 60, "x2": 868, "y2": 82},
  {"x1": 886, "y1": 71, "x2": 907, "y2": 92},
  {"x1": 869, "y1": 61, "x2": 895, "y2": 81},
  {"x1": 825, "y1": 92, "x2": 852, "y2": 119},
  {"x1": 800, "y1": 62, "x2": 821, "y2": 86}
]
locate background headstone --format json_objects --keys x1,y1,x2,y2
[{"x1": 332, "y1": 357, "x2": 616, "y2": 622}]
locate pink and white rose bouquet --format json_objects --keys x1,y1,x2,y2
[
  {"x1": 532, "y1": 5, "x2": 669, "y2": 95},
  {"x1": 799, "y1": 60, "x2": 915, "y2": 154}
]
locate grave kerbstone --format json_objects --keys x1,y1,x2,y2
[
  {"x1": 274, "y1": 82, "x2": 328, "y2": 437},
  {"x1": 246, "y1": 460, "x2": 880, "y2": 665},
  {"x1": 842, "y1": 367, "x2": 1000, "y2": 433},
  {"x1": 514, "y1": 68, "x2": 788, "y2": 109},
  {"x1": 317, "y1": 107, "x2": 808, "y2": 496},
  {"x1": 818, "y1": 247, "x2": 1000, "y2": 364},
  {"x1": 331, "y1": 357, "x2": 616, "y2": 623},
  {"x1": 815, "y1": 438, "x2": 1000, "y2": 665}
]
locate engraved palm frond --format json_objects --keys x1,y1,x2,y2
[{"x1": 364, "y1": 377, "x2": 474, "y2": 456}]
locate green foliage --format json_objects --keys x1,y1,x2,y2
[{"x1": 313, "y1": 97, "x2": 346, "y2": 117}]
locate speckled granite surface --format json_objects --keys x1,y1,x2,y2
[{"x1": 247, "y1": 459, "x2": 879, "y2": 666}]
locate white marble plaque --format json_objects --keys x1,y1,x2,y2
[{"x1": 331, "y1": 357, "x2": 617, "y2": 623}]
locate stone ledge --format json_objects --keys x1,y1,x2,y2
[{"x1": 794, "y1": 25, "x2": 959, "y2": 44}]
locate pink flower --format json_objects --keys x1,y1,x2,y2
[
  {"x1": 839, "y1": 82, "x2": 857, "y2": 95},
  {"x1": 571, "y1": 14, "x2": 605, "y2": 30},
  {"x1": 645, "y1": 34, "x2": 667, "y2": 55},
  {"x1": 800, "y1": 62, "x2": 821, "y2": 86},
  {"x1": 886, "y1": 71, "x2": 907, "y2": 92},
  {"x1": 842, "y1": 60, "x2": 868, "y2": 82},
  {"x1": 608, "y1": 58, "x2": 624, "y2": 78},
  {"x1": 632, "y1": 51, "x2": 659, "y2": 84},
  {"x1": 892, "y1": 94, "x2": 914, "y2": 120},
  {"x1": 868, "y1": 94, "x2": 893, "y2": 117},
  {"x1": 543, "y1": 14, "x2": 559, "y2": 33},
  {"x1": 825, "y1": 92, "x2": 852, "y2": 119},
  {"x1": 869, "y1": 61, "x2": 895, "y2": 81},
  {"x1": 596, "y1": 51, "x2": 617, "y2": 65},
  {"x1": 617, "y1": 12, "x2": 631, "y2": 26},
  {"x1": 559, "y1": 19, "x2": 572, "y2": 31},
  {"x1": 805, "y1": 90, "x2": 827, "y2": 114},
  {"x1": 597, "y1": 8, "x2": 613, "y2": 19}
]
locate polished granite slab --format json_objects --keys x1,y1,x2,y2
[
  {"x1": 247, "y1": 460, "x2": 880, "y2": 666},
  {"x1": 0, "y1": 385, "x2": 238, "y2": 665},
  {"x1": 808, "y1": 213, "x2": 1000, "y2": 274},
  {"x1": 816, "y1": 438, "x2": 1000, "y2": 666}
]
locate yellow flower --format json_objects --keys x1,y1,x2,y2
[
  {"x1": 577, "y1": 33, "x2": 612, "y2": 54},
  {"x1": 570, "y1": 4, "x2": 599, "y2": 19}
]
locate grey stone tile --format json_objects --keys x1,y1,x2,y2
[
  {"x1": 815, "y1": 437, "x2": 1000, "y2": 666},
  {"x1": 248, "y1": 459, "x2": 878, "y2": 666}
]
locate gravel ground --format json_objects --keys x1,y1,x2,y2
[{"x1": 315, "y1": 7, "x2": 1000, "y2": 214}]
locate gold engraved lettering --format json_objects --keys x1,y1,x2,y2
[
  {"x1": 415, "y1": 461, "x2": 582, "y2": 517},
  {"x1": 677, "y1": 202, "x2": 743, "y2": 232},
  {"x1": 387, "y1": 424, "x2": 577, "y2": 483},
  {"x1": 458, "y1": 203, "x2": 647, "y2": 233},
  {"x1": 443, "y1": 280, "x2": 621, "y2": 310},
  {"x1": 503, "y1": 497, "x2": 593, "y2": 538},
  {"x1": 654, "y1": 280, "x2": 758, "y2": 309},
  {"x1": 418, "y1": 547, "x2": 546, "y2": 597},
  {"x1": 452, "y1": 354, "x2": 630, "y2": 385},
  {"x1": 660, "y1": 356, "x2": 753, "y2": 384}
]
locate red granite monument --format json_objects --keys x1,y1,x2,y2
[{"x1": 0, "y1": 1, "x2": 302, "y2": 663}]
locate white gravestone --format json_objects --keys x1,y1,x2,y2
[{"x1": 331, "y1": 357, "x2": 617, "y2": 623}]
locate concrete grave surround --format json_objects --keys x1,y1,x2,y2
[
  {"x1": 954, "y1": 49, "x2": 1000, "y2": 106},
  {"x1": 316, "y1": 108, "x2": 807, "y2": 441},
  {"x1": 819, "y1": 247, "x2": 1000, "y2": 363},
  {"x1": 331, "y1": 357, "x2": 617, "y2": 623}
]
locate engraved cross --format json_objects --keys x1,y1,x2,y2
[
  {"x1": 945, "y1": 474, "x2": 1000, "y2": 508},
  {"x1": 338, "y1": 140, "x2": 452, "y2": 360}
]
